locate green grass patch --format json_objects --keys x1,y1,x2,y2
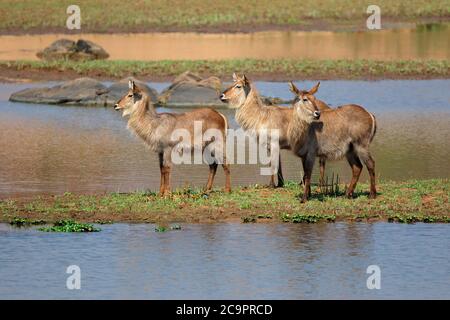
[
  {"x1": 2, "y1": 59, "x2": 449, "y2": 80},
  {"x1": 0, "y1": 0, "x2": 448, "y2": 32},
  {"x1": 1, "y1": 179, "x2": 449, "y2": 224}
]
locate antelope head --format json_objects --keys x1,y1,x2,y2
[
  {"x1": 220, "y1": 73, "x2": 251, "y2": 109},
  {"x1": 288, "y1": 81, "x2": 321, "y2": 124},
  {"x1": 114, "y1": 80, "x2": 144, "y2": 117}
]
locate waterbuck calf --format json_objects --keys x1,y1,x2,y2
[
  {"x1": 289, "y1": 82, "x2": 331, "y2": 189},
  {"x1": 115, "y1": 80, "x2": 231, "y2": 195},
  {"x1": 287, "y1": 82, "x2": 377, "y2": 202},
  {"x1": 220, "y1": 74, "x2": 330, "y2": 188}
]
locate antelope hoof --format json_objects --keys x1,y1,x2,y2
[
  {"x1": 224, "y1": 187, "x2": 231, "y2": 193},
  {"x1": 369, "y1": 192, "x2": 377, "y2": 199},
  {"x1": 346, "y1": 192, "x2": 354, "y2": 199},
  {"x1": 160, "y1": 190, "x2": 171, "y2": 198}
]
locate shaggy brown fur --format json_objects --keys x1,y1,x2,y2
[
  {"x1": 115, "y1": 80, "x2": 231, "y2": 195},
  {"x1": 288, "y1": 82, "x2": 377, "y2": 202},
  {"x1": 221, "y1": 74, "x2": 330, "y2": 188},
  {"x1": 221, "y1": 74, "x2": 290, "y2": 187}
]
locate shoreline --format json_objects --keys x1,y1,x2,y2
[
  {"x1": 1, "y1": 179, "x2": 449, "y2": 224},
  {"x1": 1, "y1": 59, "x2": 449, "y2": 83}
]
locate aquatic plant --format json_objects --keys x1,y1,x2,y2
[
  {"x1": 281, "y1": 213, "x2": 336, "y2": 223},
  {"x1": 155, "y1": 225, "x2": 167, "y2": 232},
  {"x1": 39, "y1": 220, "x2": 100, "y2": 232}
]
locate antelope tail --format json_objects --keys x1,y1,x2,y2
[
  {"x1": 219, "y1": 112, "x2": 228, "y2": 137},
  {"x1": 369, "y1": 112, "x2": 377, "y2": 142}
]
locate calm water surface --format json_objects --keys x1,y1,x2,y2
[
  {"x1": 0, "y1": 24, "x2": 449, "y2": 61},
  {"x1": 0, "y1": 222, "x2": 448, "y2": 299},
  {"x1": 0, "y1": 80, "x2": 449, "y2": 198}
]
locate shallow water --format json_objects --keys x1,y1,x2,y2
[
  {"x1": 0, "y1": 24, "x2": 449, "y2": 61},
  {"x1": 0, "y1": 80, "x2": 449, "y2": 198},
  {"x1": 0, "y1": 222, "x2": 448, "y2": 299}
]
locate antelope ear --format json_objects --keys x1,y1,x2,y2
[
  {"x1": 242, "y1": 74, "x2": 250, "y2": 86},
  {"x1": 128, "y1": 80, "x2": 135, "y2": 91},
  {"x1": 309, "y1": 82, "x2": 320, "y2": 95},
  {"x1": 288, "y1": 81, "x2": 300, "y2": 95},
  {"x1": 232, "y1": 72, "x2": 239, "y2": 82}
]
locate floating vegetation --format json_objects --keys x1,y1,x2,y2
[
  {"x1": 281, "y1": 213, "x2": 336, "y2": 223},
  {"x1": 155, "y1": 225, "x2": 167, "y2": 232},
  {"x1": 39, "y1": 220, "x2": 100, "y2": 232},
  {"x1": 155, "y1": 224, "x2": 182, "y2": 232},
  {"x1": 387, "y1": 215, "x2": 449, "y2": 224}
]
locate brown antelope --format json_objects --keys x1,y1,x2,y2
[
  {"x1": 220, "y1": 73, "x2": 330, "y2": 188},
  {"x1": 287, "y1": 82, "x2": 377, "y2": 202},
  {"x1": 115, "y1": 80, "x2": 231, "y2": 195},
  {"x1": 289, "y1": 82, "x2": 331, "y2": 189}
]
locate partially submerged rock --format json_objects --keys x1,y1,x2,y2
[
  {"x1": 158, "y1": 71, "x2": 223, "y2": 107},
  {"x1": 37, "y1": 39, "x2": 109, "y2": 61},
  {"x1": 8, "y1": 72, "x2": 290, "y2": 108},
  {"x1": 9, "y1": 77, "x2": 157, "y2": 107},
  {"x1": 9, "y1": 78, "x2": 108, "y2": 105}
]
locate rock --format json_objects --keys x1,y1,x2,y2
[
  {"x1": 9, "y1": 78, "x2": 108, "y2": 105},
  {"x1": 159, "y1": 71, "x2": 223, "y2": 107},
  {"x1": 37, "y1": 39, "x2": 109, "y2": 61},
  {"x1": 9, "y1": 77, "x2": 157, "y2": 107}
]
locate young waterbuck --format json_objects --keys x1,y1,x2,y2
[
  {"x1": 220, "y1": 73, "x2": 330, "y2": 188},
  {"x1": 115, "y1": 80, "x2": 231, "y2": 195},
  {"x1": 287, "y1": 82, "x2": 377, "y2": 202},
  {"x1": 288, "y1": 82, "x2": 331, "y2": 189}
]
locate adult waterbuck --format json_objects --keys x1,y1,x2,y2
[
  {"x1": 115, "y1": 80, "x2": 231, "y2": 195},
  {"x1": 220, "y1": 73, "x2": 330, "y2": 188},
  {"x1": 287, "y1": 82, "x2": 377, "y2": 202}
]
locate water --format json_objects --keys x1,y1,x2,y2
[
  {"x1": 1, "y1": 80, "x2": 449, "y2": 198},
  {"x1": 0, "y1": 222, "x2": 448, "y2": 299},
  {"x1": 1, "y1": 24, "x2": 449, "y2": 61}
]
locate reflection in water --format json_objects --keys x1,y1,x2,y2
[
  {"x1": 0, "y1": 80, "x2": 449, "y2": 198},
  {"x1": 0, "y1": 222, "x2": 448, "y2": 299},
  {"x1": 0, "y1": 24, "x2": 449, "y2": 61}
]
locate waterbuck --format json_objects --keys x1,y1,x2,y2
[
  {"x1": 220, "y1": 73, "x2": 330, "y2": 188},
  {"x1": 287, "y1": 82, "x2": 377, "y2": 202},
  {"x1": 115, "y1": 80, "x2": 231, "y2": 195}
]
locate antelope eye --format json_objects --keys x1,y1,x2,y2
[
  {"x1": 128, "y1": 94, "x2": 133, "y2": 98},
  {"x1": 236, "y1": 85, "x2": 242, "y2": 89},
  {"x1": 302, "y1": 98, "x2": 308, "y2": 102}
]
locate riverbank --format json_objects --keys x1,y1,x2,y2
[
  {"x1": 1, "y1": 59, "x2": 449, "y2": 83},
  {"x1": 0, "y1": 0, "x2": 448, "y2": 34},
  {"x1": 1, "y1": 179, "x2": 448, "y2": 224}
]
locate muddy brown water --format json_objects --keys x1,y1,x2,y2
[
  {"x1": 0, "y1": 80, "x2": 449, "y2": 198},
  {"x1": 0, "y1": 24, "x2": 449, "y2": 61}
]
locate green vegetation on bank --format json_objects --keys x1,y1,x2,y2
[
  {"x1": 2, "y1": 59, "x2": 449, "y2": 80},
  {"x1": 0, "y1": 0, "x2": 448, "y2": 33},
  {"x1": 1, "y1": 179, "x2": 448, "y2": 224}
]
